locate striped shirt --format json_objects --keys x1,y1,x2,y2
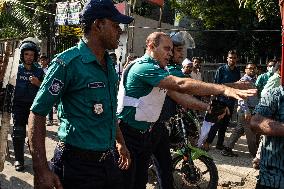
[{"x1": 254, "y1": 86, "x2": 284, "y2": 188}]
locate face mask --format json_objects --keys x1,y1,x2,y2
[{"x1": 267, "y1": 66, "x2": 274, "y2": 73}]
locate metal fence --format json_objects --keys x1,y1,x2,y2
[
  {"x1": 53, "y1": 36, "x2": 78, "y2": 55},
  {"x1": 200, "y1": 62, "x2": 266, "y2": 125},
  {"x1": 201, "y1": 63, "x2": 268, "y2": 83}
]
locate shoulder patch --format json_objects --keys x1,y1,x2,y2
[{"x1": 48, "y1": 78, "x2": 64, "y2": 95}]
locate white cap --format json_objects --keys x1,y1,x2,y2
[{"x1": 182, "y1": 58, "x2": 193, "y2": 67}]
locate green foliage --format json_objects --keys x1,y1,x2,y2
[
  {"x1": 0, "y1": 2, "x2": 34, "y2": 38},
  {"x1": 170, "y1": 0, "x2": 262, "y2": 29},
  {"x1": 169, "y1": 0, "x2": 281, "y2": 61},
  {"x1": 239, "y1": 0, "x2": 279, "y2": 21},
  {"x1": 0, "y1": 0, "x2": 65, "y2": 39}
]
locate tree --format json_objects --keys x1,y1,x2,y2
[
  {"x1": 169, "y1": 0, "x2": 281, "y2": 62},
  {"x1": 238, "y1": 0, "x2": 279, "y2": 21},
  {"x1": 0, "y1": 0, "x2": 55, "y2": 39}
]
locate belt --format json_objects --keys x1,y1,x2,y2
[
  {"x1": 127, "y1": 125, "x2": 150, "y2": 134},
  {"x1": 119, "y1": 120, "x2": 153, "y2": 134},
  {"x1": 57, "y1": 141, "x2": 113, "y2": 162}
]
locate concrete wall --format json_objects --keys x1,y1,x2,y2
[{"x1": 128, "y1": 14, "x2": 181, "y2": 57}]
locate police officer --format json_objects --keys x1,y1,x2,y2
[
  {"x1": 117, "y1": 32, "x2": 257, "y2": 189},
  {"x1": 28, "y1": 0, "x2": 133, "y2": 188},
  {"x1": 13, "y1": 40, "x2": 44, "y2": 171}
]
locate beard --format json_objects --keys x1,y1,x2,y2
[{"x1": 24, "y1": 61, "x2": 33, "y2": 65}]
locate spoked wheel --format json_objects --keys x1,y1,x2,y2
[{"x1": 172, "y1": 155, "x2": 218, "y2": 189}]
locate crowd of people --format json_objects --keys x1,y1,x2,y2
[{"x1": 5, "y1": 0, "x2": 283, "y2": 189}]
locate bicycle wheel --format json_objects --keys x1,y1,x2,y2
[{"x1": 172, "y1": 155, "x2": 218, "y2": 189}]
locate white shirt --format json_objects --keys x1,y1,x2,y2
[{"x1": 191, "y1": 71, "x2": 202, "y2": 81}]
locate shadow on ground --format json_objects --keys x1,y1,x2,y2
[
  {"x1": 208, "y1": 127, "x2": 255, "y2": 170},
  {"x1": 0, "y1": 174, "x2": 33, "y2": 189}
]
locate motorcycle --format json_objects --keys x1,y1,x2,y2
[{"x1": 149, "y1": 107, "x2": 219, "y2": 189}]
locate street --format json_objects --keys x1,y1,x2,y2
[{"x1": 0, "y1": 121, "x2": 258, "y2": 189}]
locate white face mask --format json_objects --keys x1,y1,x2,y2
[{"x1": 267, "y1": 66, "x2": 274, "y2": 73}]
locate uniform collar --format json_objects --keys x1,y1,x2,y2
[{"x1": 78, "y1": 39, "x2": 111, "y2": 65}]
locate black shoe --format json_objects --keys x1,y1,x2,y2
[
  {"x1": 221, "y1": 148, "x2": 238, "y2": 157},
  {"x1": 14, "y1": 161, "x2": 25, "y2": 172},
  {"x1": 215, "y1": 144, "x2": 225, "y2": 150}
]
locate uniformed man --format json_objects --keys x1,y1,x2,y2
[
  {"x1": 13, "y1": 40, "x2": 44, "y2": 171},
  {"x1": 117, "y1": 32, "x2": 257, "y2": 189},
  {"x1": 28, "y1": 0, "x2": 133, "y2": 188}
]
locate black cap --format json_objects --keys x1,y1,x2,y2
[{"x1": 80, "y1": 0, "x2": 134, "y2": 24}]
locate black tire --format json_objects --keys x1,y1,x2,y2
[{"x1": 172, "y1": 155, "x2": 218, "y2": 189}]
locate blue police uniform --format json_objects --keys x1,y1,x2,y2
[{"x1": 12, "y1": 63, "x2": 44, "y2": 166}]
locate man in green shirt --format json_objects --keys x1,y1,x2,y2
[
  {"x1": 28, "y1": 0, "x2": 133, "y2": 188},
  {"x1": 117, "y1": 31, "x2": 257, "y2": 189},
  {"x1": 255, "y1": 59, "x2": 277, "y2": 97}
]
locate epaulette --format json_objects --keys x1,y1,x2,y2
[{"x1": 52, "y1": 47, "x2": 80, "y2": 67}]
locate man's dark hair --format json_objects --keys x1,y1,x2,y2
[
  {"x1": 80, "y1": 22, "x2": 93, "y2": 35},
  {"x1": 245, "y1": 62, "x2": 256, "y2": 68},
  {"x1": 228, "y1": 50, "x2": 237, "y2": 56},
  {"x1": 266, "y1": 59, "x2": 277, "y2": 66},
  {"x1": 192, "y1": 57, "x2": 202, "y2": 62}
]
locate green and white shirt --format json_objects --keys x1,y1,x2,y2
[{"x1": 117, "y1": 54, "x2": 170, "y2": 131}]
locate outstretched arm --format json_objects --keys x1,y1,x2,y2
[
  {"x1": 158, "y1": 75, "x2": 257, "y2": 100},
  {"x1": 167, "y1": 90, "x2": 209, "y2": 111},
  {"x1": 224, "y1": 81, "x2": 255, "y2": 90},
  {"x1": 250, "y1": 114, "x2": 284, "y2": 136}
]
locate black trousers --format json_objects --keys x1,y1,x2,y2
[
  {"x1": 50, "y1": 143, "x2": 124, "y2": 189},
  {"x1": 12, "y1": 101, "x2": 32, "y2": 164},
  {"x1": 206, "y1": 106, "x2": 234, "y2": 146},
  {"x1": 119, "y1": 121, "x2": 152, "y2": 189},
  {"x1": 151, "y1": 122, "x2": 174, "y2": 189}
]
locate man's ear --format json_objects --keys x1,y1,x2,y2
[
  {"x1": 93, "y1": 19, "x2": 104, "y2": 31},
  {"x1": 147, "y1": 41, "x2": 155, "y2": 50}
]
